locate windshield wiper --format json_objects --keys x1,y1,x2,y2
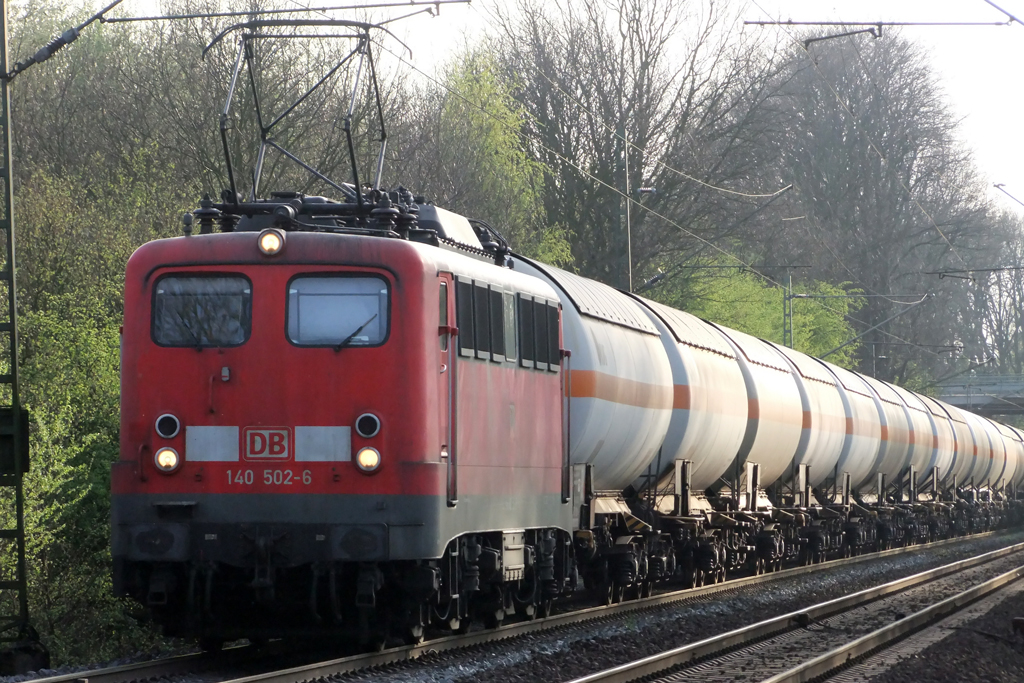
[
  {"x1": 175, "y1": 312, "x2": 204, "y2": 351},
  {"x1": 335, "y1": 313, "x2": 378, "y2": 352}
]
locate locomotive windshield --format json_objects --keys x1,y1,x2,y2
[
  {"x1": 152, "y1": 275, "x2": 252, "y2": 347},
  {"x1": 287, "y1": 276, "x2": 389, "y2": 347}
]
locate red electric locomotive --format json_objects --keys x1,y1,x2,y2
[{"x1": 112, "y1": 197, "x2": 578, "y2": 646}]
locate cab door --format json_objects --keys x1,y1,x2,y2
[{"x1": 438, "y1": 273, "x2": 458, "y2": 506}]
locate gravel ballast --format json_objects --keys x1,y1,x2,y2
[
  {"x1": 9, "y1": 533, "x2": 1024, "y2": 683},
  {"x1": 427, "y1": 533, "x2": 1024, "y2": 683},
  {"x1": 862, "y1": 582, "x2": 1024, "y2": 683}
]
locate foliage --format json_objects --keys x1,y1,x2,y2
[
  {"x1": 4, "y1": 156, "x2": 189, "y2": 662},
  {"x1": 1, "y1": 0, "x2": 1023, "y2": 666},
  {"x1": 17, "y1": 295, "x2": 167, "y2": 662},
  {"x1": 391, "y1": 48, "x2": 573, "y2": 266},
  {"x1": 649, "y1": 264, "x2": 862, "y2": 368}
]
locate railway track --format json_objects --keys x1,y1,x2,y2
[
  {"x1": 24, "y1": 531, "x2": 1018, "y2": 683},
  {"x1": 564, "y1": 537, "x2": 1024, "y2": 683}
]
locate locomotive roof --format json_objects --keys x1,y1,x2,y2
[{"x1": 128, "y1": 228, "x2": 560, "y2": 303}]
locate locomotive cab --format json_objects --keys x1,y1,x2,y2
[{"x1": 112, "y1": 213, "x2": 576, "y2": 644}]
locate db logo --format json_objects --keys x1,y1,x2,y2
[{"x1": 243, "y1": 427, "x2": 290, "y2": 460}]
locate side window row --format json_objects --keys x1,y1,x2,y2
[{"x1": 454, "y1": 276, "x2": 560, "y2": 372}]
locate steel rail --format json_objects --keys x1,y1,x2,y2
[
  {"x1": 23, "y1": 531, "x2": 1008, "y2": 683},
  {"x1": 28, "y1": 642, "x2": 261, "y2": 683},
  {"x1": 561, "y1": 539, "x2": 1024, "y2": 683},
  {"x1": 762, "y1": 565, "x2": 1024, "y2": 683},
  {"x1": 215, "y1": 532, "x2": 1012, "y2": 683}
]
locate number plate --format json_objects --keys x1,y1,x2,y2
[{"x1": 226, "y1": 468, "x2": 313, "y2": 486}]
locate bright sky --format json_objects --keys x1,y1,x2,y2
[{"x1": 111, "y1": 0, "x2": 1024, "y2": 214}]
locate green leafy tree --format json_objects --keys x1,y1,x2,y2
[
  {"x1": 648, "y1": 264, "x2": 862, "y2": 368},
  {"x1": 392, "y1": 48, "x2": 573, "y2": 266}
]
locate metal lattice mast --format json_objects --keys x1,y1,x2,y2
[{"x1": 0, "y1": 0, "x2": 28, "y2": 641}]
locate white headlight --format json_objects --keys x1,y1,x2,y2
[
  {"x1": 356, "y1": 447, "x2": 381, "y2": 473},
  {"x1": 258, "y1": 228, "x2": 285, "y2": 256},
  {"x1": 154, "y1": 447, "x2": 180, "y2": 473}
]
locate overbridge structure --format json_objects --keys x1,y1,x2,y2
[{"x1": 935, "y1": 375, "x2": 1024, "y2": 416}]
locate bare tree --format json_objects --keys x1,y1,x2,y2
[
  {"x1": 754, "y1": 33, "x2": 1004, "y2": 383},
  {"x1": 491, "y1": 0, "x2": 785, "y2": 287}
]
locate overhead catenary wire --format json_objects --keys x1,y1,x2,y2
[
  {"x1": 202, "y1": 0, "x2": 949, "y2": 362},
  {"x1": 101, "y1": 0, "x2": 469, "y2": 23},
  {"x1": 375, "y1": 38, "x2": 954, "y2": 360}
]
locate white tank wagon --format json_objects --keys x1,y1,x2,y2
[
  {"x1": 824, "y1": 363, "x2": 885, "y2": 495},
  {"x1": 991, "y1": 422, "x2": 1023, "y2": 491},
  {"x1": 976, "y1": 417, "x2": 1014, "y2": 489},
  {"x1": 511, "y1": 259, "x2": 674, "y2": 493},
  {"x1": 506, "y1": 252, "x2": 1020, "y2": 589},
  {"x1": 915, "y1": 395, "x2": 959, "y2": 492},
  {"x1": 769, "y1": 344, "x2": 848, "y2": 488},
  {"x1": 704, "y1": 325, "x2": 805, "y2": 491},
  {"x1": 889, "y1": 384, "x2": 941, "y2": 482},
  {"x1": 963, "y1": 412, "x2": 999, "y2": 487},
  {"x1": 945, "y1": 401, "x2": 980, "y2": 489},
  {"x1": 631, "y1": 297, "x2": 747, "y2": 494},
  {"x1": 855, "y1": 376, "x2": 916, "y2": 491},
  {"x1": 1008, "y1": 426, "x2": 1024, "y2": 489}
]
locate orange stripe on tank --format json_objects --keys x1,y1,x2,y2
[
  {"x1": 673, "y1": 384, "x2": 690, "y2": 410},
  {"x1": 565, "y1": 370, "x2": 673, "y2": 410},
  {"x1": 846, "y1": 417, "x2": 854, "y2": 435},
  {"x1": 880, "y1": 426, "x2": 889, "y2": 441},
  {"x1": 748, "y1": 399, "x2": 759, "y2": 420},
  {"x1": 802, "y1": 411, "x2": 812, "y2": 429}
]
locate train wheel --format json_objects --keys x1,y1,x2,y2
[
  {"x1": 602, "y1": 583, "x2": 614, "y2": 606},
  {"x1": 694, "y1": 571, "x2": 705, "y2": 588},
  {"x1": 538, "y1": 598, "x2": 554, "y2": 619},
  {"x1": 640, "y1": 581, "x2": 653, "y2": 598},
  {"x1": 405, "y1": 627, "x2": 425, "y2": 646},
  {"x1": 484, "y1": 609, "x2": 505, "y2": 630},
  {"x1": 613, "y1": 583, "x2": 626, "y2": 604}
]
